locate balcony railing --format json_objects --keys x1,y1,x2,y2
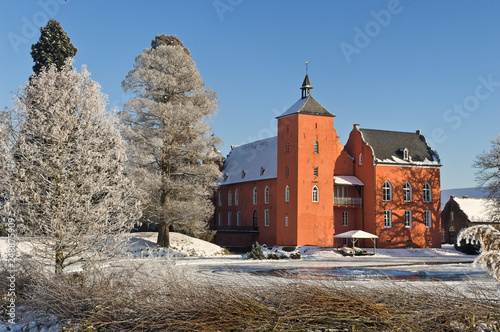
[
  {"x1": 334, "y1": 197, "x2": 363, "y2": 206},
  {"x1": 210, "y1": 225, "x2": 259, "y2": 233}
]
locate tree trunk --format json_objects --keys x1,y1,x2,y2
[{"x1": 157, "y1": 223, "x2": 170, "y2": 248}]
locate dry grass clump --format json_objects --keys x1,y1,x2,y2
[{"x1": 4, "y1": 259, "x2": 500, "y2": 331}]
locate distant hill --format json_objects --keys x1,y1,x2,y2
[{"x1": 441, "y1": 187, "x2": 489, "y2": 210}]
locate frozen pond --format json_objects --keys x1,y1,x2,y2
[{"x1": 260, "y1": 263, "x2": 491, "y2": 281}]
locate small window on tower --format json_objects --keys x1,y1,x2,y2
[
  {"x1": 359, "y1": 153, "x2": 363, "y2": 166},
  {"x1": 314, "y1": 141, "x2": 319, "y2": 153},
  {"x1": 314, "y1": 167, "x2": 318, "y2": 177},
  {"x1": 286, "y1": 142, "x2": 289, "y2": 154}
]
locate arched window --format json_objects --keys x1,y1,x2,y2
[
  {"x1": 314, "y1": 141, "x2": 319, "y2": 153},
  {"x1": 403, "y1": 148, "x2": 409, "y2": 161},
  {"x1": 235, "y1": 189, "x2": 239, "y2": 206},
  {"x1": 403, "y1": 182, "x2": 412, "y2": 202},
  {"x1": 264, "y1": 186, "x2": 269, "y2": 204},
  {"x1": 382, "y1": 181, "x2": 392, "y2": 201},
  {"x1": 285, "y1": 185, "x2": 290, "y2": 202},
  {"x1": 228, "y1": 190, "x2": 232, "y2": 206},
  {"x1": 423, "y1": 182, "x2": 432, "y2": 202},
  {"x1": 312, "y1": 186, "x2": 319, "y2": 202},
  {"x1": 253, "y1": 187, "x2": 257, "y2": 205}
]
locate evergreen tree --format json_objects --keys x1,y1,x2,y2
[
  {"x1": 30, "y1": 19, "x2": 77, "y2": 75},
  {"x1": 11, "y1": 62, "x2": 139, "y2": 273},
  {"x1": 121, "y1": 35, "x2": 221, "y2": 248}
]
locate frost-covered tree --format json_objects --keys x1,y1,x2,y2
[
  {"x1": 30, "y1": 19, "x2": 77, "y2": 75},
  {"x1": 11, "y1": 62, "x2": 139, "y2": 272},
  {"x1": 474, "y1": 136, "x2": 500, "y2": 208},
  {"x1": 121, "y1": 35, "x2": 221, "y2": 248},
  {"x1": 0, "y1": 110, "x2": 12, "y2": 236}
]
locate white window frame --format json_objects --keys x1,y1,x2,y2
[
  {"x1": 235, "y1": 189, "x2": 239, "y2": 206},
  {"x1": 312, "y1": 186, "x2": 319, "y2": 202},
  {"x1": 342, "y1": 211, "x2": 348, "y2": 226},
  {"x1": 405, "y1": 210, "x2": 412, "y2": 228},
  {"x1": 403, "y1": 148, "x2": 409, "y2": 161},
  {"x1": 384, "y1": 210, "x2": 392, "y2": 228},
  {"x1": 423, "y1": 182, "x2": 432, "y2": 202},
  {"x1": 403, "y1": 182, "x2": 412, "y2": 202},
  {"x1": 285, "y1": 216, "x2": 288, "y2": 227},
  {"x1": 253, "y1": 187, "x2": 257, "y2": 205},
  {"x1": 228, "y1": 190, "x2": 232, "y2": 206},
  {"x1": 264, "y1": 186, "x2": 269, "y2": 204},
  {"x1": 228, "y1": 212, "x2": 232, "y2": 226},
  {"x1": 382, "y1": 181, "x2": 392, "y2": 201},
  {"x1": 425, "y1": 210, "x2": 432, "y2": 228},
  {"x1": 264, "y1": 209, "x2": 269, "y2": 227},
  {"x1": 285, "y1": 185, "x2": 290, "y2": 202}
]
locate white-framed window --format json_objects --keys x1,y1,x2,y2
[
  {"x1": 405, "y1": 210, "x2": 412, "y2": 228},
  {"x1": 235, "y1": 189, "x2": 239, "y2": 206},
  {"x1": 425, "y1": 210, "x2": 432, "y2": 228},
  {"x1": 423, "y1": 182, "x2": 432, "y2": 202},
  {"x1": 359, "y1": 153, "x2": 363, "y2": 165},
  {"x1": 382, "y1": 181, "x2": 392, "y2": 201},
  {"x1": 285, "y1": 185, "x2": 290, "y2": 202},
  {"x1": 264, "y1": 209, "x2": 269, "y2": 227},
  {"x1": 384, "y1": 210, "x2": 392, "y2": 228},
  {"x1": 403, "y1": 182, "x2": 412, "y2": 202},
  {"x1": 253, "y1": 187, "x2": 257, "y2": 205},
  {"x1": 342, "y1": 211, "x2": 348, "y2": 226},
  {"x1": 218, "y1": 191, "x2": 222, "y2": 206},
  {"x1": 403, "y1": 148, "x2": 409, "y2": 161},
  {"x1": 228, "y1": 212, "x2": 232, "y2": 226},
  {"x1": 236, "y1": 211, "x2": 241, "y2": 226},
  {"x1": 264, "y1": 186, "x2": 269, "y2": 204},
  {"x1": 285, "y1": 216, "x2": 288, "y2": 227},
  {"x1": 335, "y1": 186, "x2": 348, "y2": 198},
  {"x1": 228, "y1": 190, "x2": 232, "y2": 206},
  {"x1": 314, "y1": 141, "x2": 319, "y2": 153},
  {"x1": 312, "y1": 186, "x2": 319, "y2": 202},
  {"x1": 314, "y1": 167, "x2": 318, "y2": 177},
  {"x1": 218, "y1": 213, "x2": 222, "y2": 226}
]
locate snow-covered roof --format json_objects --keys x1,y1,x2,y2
[
  {"x1": 358, "y1": 127, "x2": 441, "y2": 166},
  {"x1": 334, "y1": 175, "x2": 364, "y2": 186},
  {"x1": 220, "y1": 136, "x2": 277, "y2": 185},
  {"x1": 276, "y1": 95, "x2": 334, "y2": 118},
  {"x1": 334, "y1": 230, "x2": 379, "y2": 239},
  {"x1": 454, "y1": 197, "x2": 500, "y2": 223}
]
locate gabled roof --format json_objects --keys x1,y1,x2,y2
[
  {"x1": 276, "y1": 95, "x2": 335, "y2": 119},
  {"x1": 334, "y1": 230, "x2": 378, "y2": 239},
  {"x1": 220, "y1": 136, "x2": 277, "y2": 185},
  {"x1": 453, "y1": 197, "x2": 500, "y2": 223},
  {"x1": 358, "y1": 127, "x2": 441, "y2": 166}
]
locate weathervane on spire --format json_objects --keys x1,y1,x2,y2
[{"x1": 305, "y1": 60, "x2": 309, "y2": 75}]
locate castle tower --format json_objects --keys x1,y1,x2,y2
[{"x1": 275, "y1": 75, "x2": 340, "y2": 246}]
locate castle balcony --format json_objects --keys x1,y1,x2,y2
[
  {"x1": 210, "y1": 225, "x2": 259, "y2": 234},
  {"x1": 334, "y1": 197, "x2": 363, "y2": 206}
]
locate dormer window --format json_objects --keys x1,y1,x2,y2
[
  {"x1": 403, "y1": 148, "x2": 409, "y2": 161},
  {"x1": 260, "y1": 167, "x2": 265, "y2": 176},
  {"x1": 241, "y1": 170, "x2": 246, "y2": 178}
]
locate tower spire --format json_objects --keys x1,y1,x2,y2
[{"x1": 301, "y1": 61, "x2": 313, "y2": 99}]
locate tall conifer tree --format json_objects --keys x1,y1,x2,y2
[{"x1": 121, "y1": 35, "x2": 221, "y2": 248}]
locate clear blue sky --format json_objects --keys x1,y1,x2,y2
[{"x1": 1, "y1": 0, "x2": 500, "y2": 190}]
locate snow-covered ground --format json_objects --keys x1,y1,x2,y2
[{"x1": 1, "y1": 233, "x2": 497, "y2": 331}]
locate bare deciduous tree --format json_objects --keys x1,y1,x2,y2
[
  {"x1": 11, "y1": 62, "x2": 139, "y2": 272},
  {"x1": 121, "y1": 35, "x2": 221, "y2": 248}
]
